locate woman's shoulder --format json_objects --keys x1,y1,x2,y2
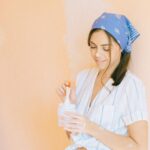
[
  {"x1": 125, "y1": 70, "x2": 144, "y2": 85},
  {"x1": 124, "y1": 69, "x2": 145, "y2": 92}
]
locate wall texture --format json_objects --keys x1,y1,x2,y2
[{"x1": 0, "y1": 0, "x2": 149, "y2": 150}]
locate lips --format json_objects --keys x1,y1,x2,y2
[{"x1": 95, "y1": 59, "x2": 106, "y2": 62}]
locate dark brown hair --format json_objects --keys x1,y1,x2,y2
[{"x1": 88, "y1": 29, "x2": 131, "y2": 86}]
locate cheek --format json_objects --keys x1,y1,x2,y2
[
  {"x1": 90, "y1": 51, "x2": 96, "y2": 58},
  {"x1": 110, "y1": 50, "x2": 121, "y2": 64},
  {"x1": 110, "y1": 53, "x2": 117, "y2": 62}
]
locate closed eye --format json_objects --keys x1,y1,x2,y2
[
  {"x1": 90, "y1": 46, "x2": 110, "y2": 51},
  {"x1": 90, "y1": 46, "x2": 97, "y2": 49},
  {"x1": 103, "y1": 46, "x2": 110, "y2": 51},
  {"x1": 89, "y1": 41, "x2": 110, "y2": 51}
]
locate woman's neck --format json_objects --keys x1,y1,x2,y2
[{"x1": 97, "y1": 66, "x2": 115, "y2": 81}]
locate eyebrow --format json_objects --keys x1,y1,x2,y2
[{"x1": 90, "y1": 41, "x2": 110, "y2": 46}]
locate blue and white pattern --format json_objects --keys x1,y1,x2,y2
[{"x1": 91, "y1": 12, "x2": 140, "y2": 53}]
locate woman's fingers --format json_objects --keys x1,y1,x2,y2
[
  {"x1": 56, "y1": 82, "x2": 67, "y2": 102},
  {"x1": 59, "y1": 114, "x2": 85, "y2": 134},
  {"x1": 56, "y1": 81, "x2": 77, "y2": 103},
  {"x1": 69, "y1": 87, "x2": 77, "y2": 104},
  {"x1": 60, "y1": 82, "x2": 67, "y2": 94},
  {"x1": 58, "y1": 86, "x2": 65, "y2": 95},
  {"x1": 62, "y1": 82, "x2": 67, "y2": 90},
  {"x1": 56, "y1": 88, "x2": 64, "y2": 97},
  {"x1": 64, "y1": 123, "x2": 83, "y2": 133},
  {"x1": 64, "y1": 112, "x2": 83, "y2": 120},
  {"x1": 59, "y1": 114, "x2": 83, "y2": 127},
  {"x1": 56, "y1": 88, "x2": 65, "y2": 102}
]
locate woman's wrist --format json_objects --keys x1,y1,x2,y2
[{"x1": 89, "y1": 122, "x2": 104, "y2": 137}]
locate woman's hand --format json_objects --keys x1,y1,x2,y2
[
  {"x1": 56, "y1": 81, "x2": 78, "y2": 139},
  {"x1": 56, "y1": 81, "x2": 77, "y2": 104},
  {"x1": 59, "y1": 111, "x2": 99, "y2": 135}
]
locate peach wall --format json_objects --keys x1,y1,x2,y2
[
  {"x1": 0, "y1": 0, "x2": 149, "y2": 150},
  {"x1": 0, "y1": 0, "x2": 70, "y2": 149}
]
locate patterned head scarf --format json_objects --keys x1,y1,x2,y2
[{"x1": 91, "y1": 12, "x2": 140, "y2": 53}]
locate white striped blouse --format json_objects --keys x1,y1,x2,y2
[{"x1": 64, "y1": 67, "x2": 149, "y2": 150}]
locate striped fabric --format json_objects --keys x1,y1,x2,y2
[
  {"x1": 125, "y1": 20, "x2": 140, "y2": 52},
  {"x1": 63, "y1": 67, "x2": 149, "y2": 150}
]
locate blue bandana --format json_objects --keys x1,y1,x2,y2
[{"x1": 91, "y1": 12, "x2": 140, "y2": 53}]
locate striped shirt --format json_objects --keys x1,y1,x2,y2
[{"x1": 64, "y1": 67, "x2": 149, "y2": 150}]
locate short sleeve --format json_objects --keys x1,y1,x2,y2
[{"x1": 121, "y1": 77, "x2": 149, "y2": 126}]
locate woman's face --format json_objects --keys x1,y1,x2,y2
[{"x1": 89, "y1": 30, "x2": 121, "y2": 71}]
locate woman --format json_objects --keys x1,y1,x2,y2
[{"x1": 56, "y1": 12, "x2": 149, "y2": 150}]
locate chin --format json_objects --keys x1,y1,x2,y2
[
  {"x1": 96, "y1": 64, "x2": 107, "y2": 70},
  {"x1": 95, "y1": 61, "x2": 107, "y2": 69}
]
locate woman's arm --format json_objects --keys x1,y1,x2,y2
[
  {"x1": 62, "y1": 112, "x2": 148, "y2": 150},
  {"x1": 91, "y1": 120, "x2": 148, "y2": 150}
]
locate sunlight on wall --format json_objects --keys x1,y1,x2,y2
[{"x1": 64, "y1": 0, "x2": 111, "y2": 80}]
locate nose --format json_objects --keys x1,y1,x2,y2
[{"x1": 95, "y1": 48, "x2": 103, "y2": 57}]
